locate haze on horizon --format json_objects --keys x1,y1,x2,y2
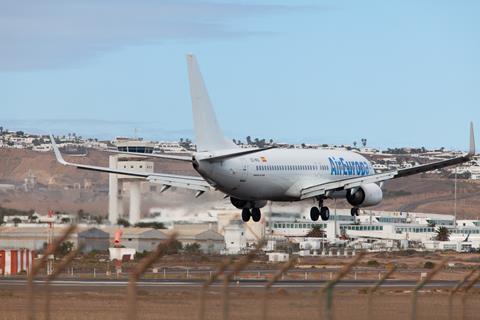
[{"x1": 1, "y1": 0, "x2": 479, "y2": 150}]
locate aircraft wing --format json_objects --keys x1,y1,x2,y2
[
  {"x1": 50, "y1": 135, "x2": 212, "y2": 193},
  {"x1": 301, "y1": 123, "x2": 476, "y2": 200}
]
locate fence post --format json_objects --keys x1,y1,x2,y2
[
  {"x1": 198, "y1": 258, "x2": 233, "y2": 320},
  {"x1": 126, "y1": 234, "x2": 177, "y2": 320},
  {"x1": 448, "y1": 267, "x2": 477, "y2": 320},
  {"x1": 44, "y1": 246, "x2": 83, "y2": 320},
  {"x1": 460, "y1": 270, "x2": 480, "y2": 320},
  {"x1": 262, "y1": 258, "x2": 297, "y2": 320},
  {"x1": 367, "y1": 265, "x2": 396, "y2": 320},
  {"x1": 222, "y1": 240, "x2": 265, "y2": 320},
  {"x1": 410, "y1": 258, "x2": 448, "y2": 320},
  {"x1": 321, "y1": 252, "x2": 365, "y2": 320},
  {"x1": 27, "y1": 224, "x2": 76, "y2": 320}
]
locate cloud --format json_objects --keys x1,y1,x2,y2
[{"x1": 0, "y1": 0, "x2": 316, "y2": 71}]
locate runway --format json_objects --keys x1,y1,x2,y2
[{"x1": 1, "y1": 278, "x2": 477, "y2": 289}]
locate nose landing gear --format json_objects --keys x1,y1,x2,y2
[{"x1": 351, "y1": 207, "x2": 360, "y2": 216}]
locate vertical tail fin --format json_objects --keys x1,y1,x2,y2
[{"x1": 186, "y1": 54, "x2": 237, "y2": 152}]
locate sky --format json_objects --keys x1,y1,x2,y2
[{"x1": 1, "y1": 0, "x2": 480, "y2": 150}]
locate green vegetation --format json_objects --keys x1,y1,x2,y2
[
  {"x1": 166, "y1": 240, "x2": 183, "y2": 254},
  {"x1": 306, "y1": 225, "x2": 325, "y2": 238},
  {"x1": 12, "y1": 217, "x2": 21, "y2": 226},
  {"x1": 134, "y1": 222, "x2": 165, "y2": 229},
  {"x1": 117, "y1": 218, "x2": 130, "y2": 227},
  {"x1": 435, "y1": 226, "x2": 450, "y2": 241},
  {"x1": 58, "y1": 241, "x2": 74, "y2": 256},
  {"x1": 424, "y1": 261, "x2": 435, "y2": 269},
  {"x1": 184, "y1": 243, "x2": 202, "y2": 254},
  {"x1": 367, "y1": 260, "x2": 379, "y2": 267},
  {"x1": 0, "y1": 207, "x2": 35, "y2": 217}
]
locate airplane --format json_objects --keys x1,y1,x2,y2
[{"x1": 50, "y1": 54, "x2": 476, "y2": 223}]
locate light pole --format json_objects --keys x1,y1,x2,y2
[{"x1": 454, "y1": 166, "x2": 457, "y2": 226}]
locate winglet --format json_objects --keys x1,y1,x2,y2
[
  {"x1": 49, "y1": 135, "x2": 68, "y2": 165},
  {"x1": 469, "y1": 122, "x2": 475, "y2": 157}
]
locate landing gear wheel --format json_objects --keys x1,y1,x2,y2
[
  {"x1": 241, "y1": 208, "x2": 251, "y2": 222},
  {"x1": 351, "y1": 207, "x2": 359, "y2": 217},
  {"x1": 320, "y1": 207, "x2": 330, "y2": 221},
  {"x1": 251, "y1": 208, "x2": 261, "y2": 222},
  {"x1": 310, "y1": 207, "x2": 320, "y2": 221}
]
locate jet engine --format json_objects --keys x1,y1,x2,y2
[
  {"x1": 230, "y1": 197, "x2": 267, "y2": 209},
  {"x1": 346, "y1": 183, "x2": 383, "y2": 207}
]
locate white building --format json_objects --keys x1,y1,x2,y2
[{"x1": 223, "y1": 223, "x2": 247, "y2": 254}]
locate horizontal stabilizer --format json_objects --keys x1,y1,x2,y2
[
  {"x1": 198, "y1": 146, "x2": 277, "y2": 161},
  {"x1": 105, "y1": 149, "x2": 192, "y2": 162},
  {"x1": 50, "y1": 135, "x2": 212, "y2": 192}
]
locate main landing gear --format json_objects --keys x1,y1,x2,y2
[
  {"x1": 241, "y1": 207, "x2": 262, "y2": 222},
  {"x1": 310, "y1": 205, "x2": 330, "y2": 221},
  {"x1": 351, "y1": 207, "x2": 360, "y2": 216}
]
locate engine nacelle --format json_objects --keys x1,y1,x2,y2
[
  {"x1": 346, "y1": 183, "x2": 383, "y2": 207},
  {"x1": 230, "y1": 197, "x2": 267, "y2": 209}
]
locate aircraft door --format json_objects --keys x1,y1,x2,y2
[{"x1": 240, "y1": 158, "x2": 248, "y2": 183}]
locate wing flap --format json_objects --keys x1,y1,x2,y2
[{"x1": 147, "y1": 175, "x2": 212, "y2": 192}]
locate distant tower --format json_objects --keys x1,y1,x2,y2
[{"x1": 108, "y1": 139, "x2": 154, "y2": 225}]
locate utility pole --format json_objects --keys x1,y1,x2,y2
[
  {"x1": 334, "y1": 198, "x2": 337, "y2": 239},
  {"x1": 47, "y1": 210, "x2": 54, "y2": 276},
  {"x1": 454, "y1": 166, "x2": 457, "y2": 226}
]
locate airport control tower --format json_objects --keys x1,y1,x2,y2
[{"x1": 108, "y1": 139, "x2": 154, "y2": 225}]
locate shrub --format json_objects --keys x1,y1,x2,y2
[
  {"x1": 117, "y1": 218, "x2": 130, "y2": 227},
  {"x1": 367, "y1": 260, "x2": 379, "y2": 267},
  {"x1": 424, "y1": 261, "x2": 435, "y2": 269},
  {"x1": 184, "y1": 243, "x2": 202, "y2": 254},
  {"x1": 134, "y1": 222, "x2": 165, "y2": 229},
  {"x1": 58, "y1": 241, "x2": 74, "y2": 256}
]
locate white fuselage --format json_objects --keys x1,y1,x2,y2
[{"x1": 194, "y1": 148, "x2": 374, "y2": 201}]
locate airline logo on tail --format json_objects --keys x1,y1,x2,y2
[{"x1": 328, "y1": 157, "x2": 370, "y2": 176}]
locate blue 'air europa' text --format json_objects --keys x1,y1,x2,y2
[{"x1": 328, "y1": 157, "x2": 370, "y2": 176}]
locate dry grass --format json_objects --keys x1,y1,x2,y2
[{"x1": 1, "y1": 286, "x2": 479, "y2": 320}]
